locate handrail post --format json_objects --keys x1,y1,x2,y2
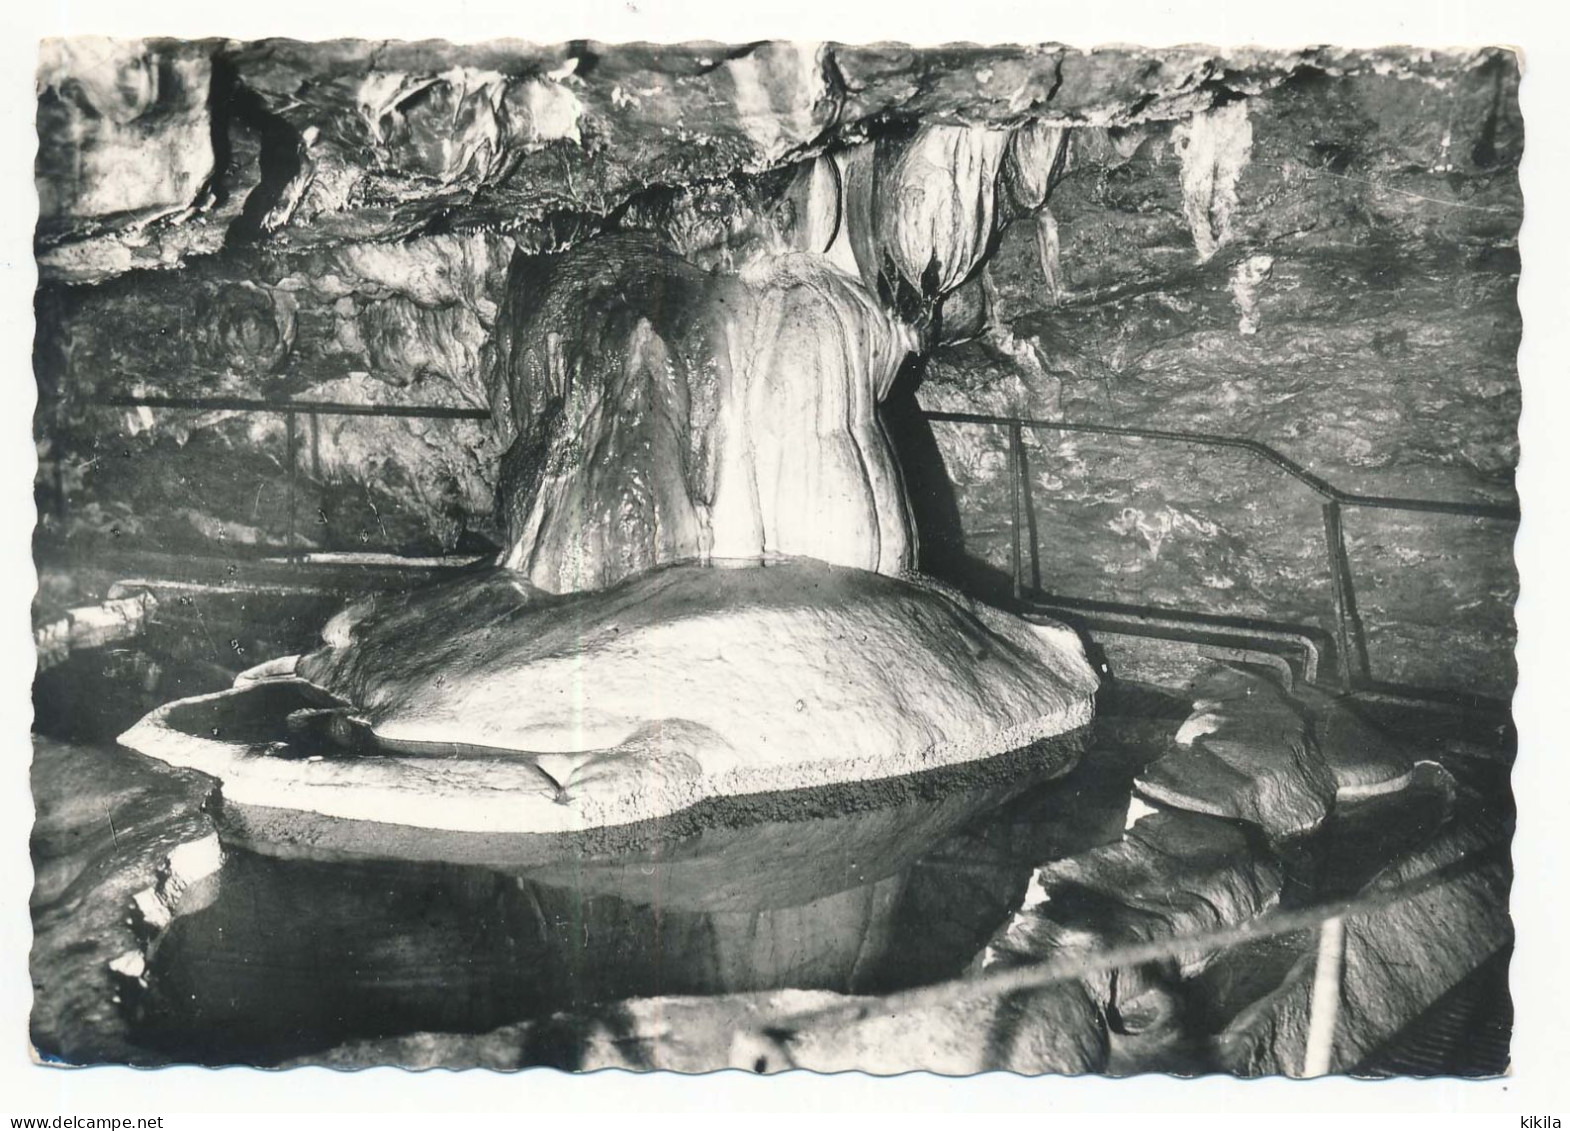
[
  {"x1": 57, "y1": 396, "x2": 1513, "y2": 692},
  {"x1": 284, "y1": 409, "x2": 298, "y2": 564},
  {"x1": 1322, "y1": 500, "x2": 1371, "y2": 690},
  {"x1": 1014, "y1": 423, "x2": 1042, "y2": 597},
  {"x1": 1302, "y1": 914, "x2": 1346, "y2": 1077},
  {"x1": 1009, "y1": 422, "x2": 1024, "y2": 602}
]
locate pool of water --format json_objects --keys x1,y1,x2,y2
[{"x1": 129, "y1": 750, "x2": 1110, "y2": 1064}]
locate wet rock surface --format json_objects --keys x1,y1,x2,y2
[
  {"x1": 910, "y1": 57, "x2": 1520, "y2": 696},
  {"x1": 35, "y1": 693, "x2": 1111, "y2": 1067},
  {"x1": 486, "y1": 236, "x2": 917, "y2": 589},
  {"x1": 36, "y1": 41, "x2": 1495, "y2": 281},
  {"x1": 984, "y1": 807, "x2": 1283, "y2": 1069},
  {"x1": 300, "y1": 980, "x2": 1112, "y2": 1076},
  {"x1": 1136, "y1": 664, "x2": 1340, "y2": 840},
  {"x1": 29, "y1": 735, "x2": 219, "y2": 1065},
  {"x1": 293, "y1": 678, "x2": 1504, "y2": 1075},
  {"x1": 1214, "y1": 792, "x2": 1511, "y2": 1076},
  {"x1": 31, "y1": 39, "x2": 1518, "y2": 1076}
]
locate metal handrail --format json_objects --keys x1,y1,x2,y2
[
  {"x1": 76, "y1": 393, "x2": 491, "y2": 558},
  {"x1": 77, "y1": 395, "x2": 1519, "y2": 516},
  {"x1": 923, "y1": 408, "x2": 1517, "y2": 692},
  {"x1": 921, "y1": 409, "x2": 1519, "y2": 522},
  {"x1": 88, "y1": 393, "x2": 492, "y2": 421},
  {"x1": 58, "y1": 392, "x2": 1519, "y2": 693}
]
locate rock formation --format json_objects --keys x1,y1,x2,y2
[
  {"x1": 1134, "y1": 663, "x2": 1420, "y2": 841},
  {"x1": 97, "y1": 37, "x2": 1132, "y2": 837},
  {"x1": 839, "y1": 125, "x2": 1008, "y2": 325},
  {"x1": 121, "y1": 562, "x2": 1096, "y2": 833},
  {"x1": 1140, "y1": 665, "x2": 1340, "y2": 840},
  {"x1": 986, "y1": 806, "x2": 1283, "y2": 1054},
  {"x1": 484, "y1": 235, "x2": 918, "y2": 591},
  {"x1": 33, "y1": 39, "x2": 1517, "y2": 1073}
]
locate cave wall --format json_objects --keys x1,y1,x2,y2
[
  {"x1": 912, "y1": 58, "x2": 1521, "y2": 696},
  {"x1": 35, "y1": 232, "x2": 512, "y2": 555},
  {"x1": 33, "y1": 39, "x2": 1520, "y2": 694}
]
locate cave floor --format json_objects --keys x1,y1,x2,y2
[
  {"x1": 28, "y1": 564, "x2": 1514, "y2": 1073},
  {"x1": 30, "y1": 677, "x2": 1512, "y2": 1073}
]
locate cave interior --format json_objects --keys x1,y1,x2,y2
[{"x1": 28, "y1": 38, "x2": 1520, "y2": 1075}]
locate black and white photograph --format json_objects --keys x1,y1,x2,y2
[{"x1": 10, "y1": 0, "x2": 1564, "y2": 1114}]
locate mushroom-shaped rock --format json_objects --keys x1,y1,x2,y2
[{"x1": 119, "y1": 561, "x2": 1099, "y2": 836}]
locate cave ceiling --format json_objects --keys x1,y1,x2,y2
[{"x1": 35, "y1": 38, "x2": 1504, "y2": 282}]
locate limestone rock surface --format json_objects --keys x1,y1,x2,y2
[
  {"x1": 37, "y1": 41, "x2": 1486, "y2": 284},
  {"x1": 839, "y1": 125, "x2": 1009, "y2": 322},
  {"x1": 912, "y1": 53, "x2": 1520, "y2": 697},
  {"x1": 1215, "y1": 814, "x2": 1510, "y2": 1076},
  {"x1": 986, "y1": 807, "x2": 1282, "y2": 1043},
  {"x1": 34, "y1": 47, "x2": 1520, "y2": 705},
  {"x1": 303, "y1": 982, "x2": 1110, "y2": 1075},
  {"x1": 29, "y1": 736, "x2": 220, "y2": 1065},
  {"x1": 36, "y1": 39, "x2": 216, "y2": 228}
]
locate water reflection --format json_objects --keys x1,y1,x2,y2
[{"x1": 131, "y1": 726, "x2": 1153, "y2": 1066}]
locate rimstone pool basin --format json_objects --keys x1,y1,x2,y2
[{"x1": 117, "y1": 559, "x2": 1099, "y2": 848}]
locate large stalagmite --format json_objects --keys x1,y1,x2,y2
[
  {"x1": 37, "y1": 39, "x2": 1521, "y2": 1078},
  {"x1": 117, "y1": 107, "x2": 1100, "y2": 839},
  {"x1": 485, "y1": 234, "x2": 919, "y2": 592}
]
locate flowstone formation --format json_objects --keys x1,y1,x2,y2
[
  {"x1": 32, "y1": 42, "x2": 1520, "y2": 1071},
  {"x1": 485, "y1": 235, "x2": 918, "y2": 591},
  {"x1": 113, "y1": 49, "x2": 1109, "y2": 834}
]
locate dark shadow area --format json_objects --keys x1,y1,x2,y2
[
  {"x1": 120, "y1": 751, "x2": 1103, "y2": 1066},
  {"x1": 881, "y1": 351, "x2": 996, "y2": 593},
  {"x1": 1353, "y1": 945, "x2": 1513, "y2": 1077}
]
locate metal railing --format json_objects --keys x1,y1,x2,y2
[
  {"x1": 759, "y1": 834, "x2": 1511, "y2": 1077},
  {"x1": 50, "y1": 392, "x2": 1519, "y2": 696},
  {"x1": 78, "y1": 393, "x2": 493, "y2": 557},
  {"x1": 924, "y1": 409, "x2": 1518, "y2": 695}
]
